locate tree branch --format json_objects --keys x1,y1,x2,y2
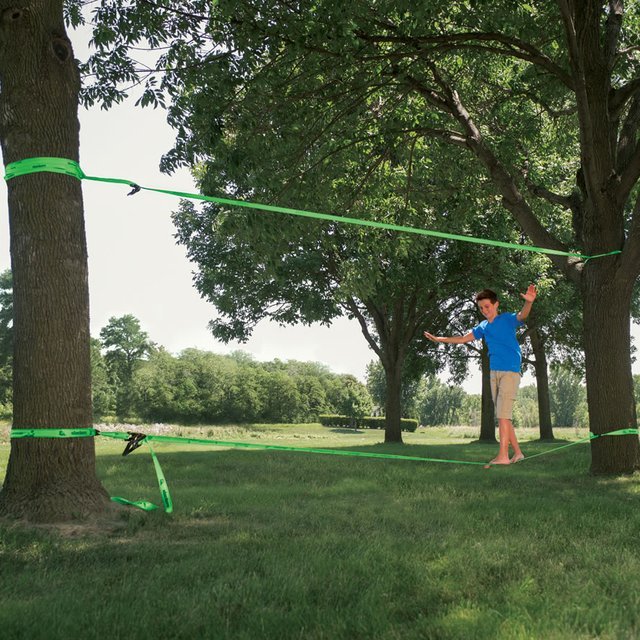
[
  {"x1": 405, "y1": 135, "x2": 417, "y2": 207},
  {"x1": 616, "y1": 94, "x2": 640, "y2": 176},
  {"x1": 401, "y1": 71, "x2": 451, "y2": 113},
  {"x1": 523, "y1": 175, "x2": 576, "y2": 212},
  {"x1": 408, "y1": 61, "x2": 581, "y2": 280},
  {"x1": 617, "y1": 142, "x2": 640, "y2": 209},
  {"x1": 416, "y1": 127, "x2": 467, "y2": 146},
  {"x1": 481, "y1": 77, "x2": 576, "y2": 118},
  {"x1": 344, "y1": 297, "x2": 382, "y2": 360},
  {"x1": 604, "y1": 0, "x2": 624, "y2": 70},
  {"x1": 610, "y1": 78, "x2": 640, "y2": 116},
  {"x1": 138, "y1": 0, "x2": 208, "y2": 23},
  {"x1": 403, "y1": 288, "x2": 419, "y2": 344},
  {"x1": 621, "y1": 190, "x2": 640, "y2": 278},
  {"x1": 355, "y1": 29, "x2": 574, "y2": 89},
  {"x1": 557, "y1": 0, "x2": 618, "y2": 218},
  {"x1": 617, "y1": 44, "x2": 640, "y2": 56}
]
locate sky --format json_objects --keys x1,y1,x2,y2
[{"x1": 0, "y1": 24, "x2": 638, "y2": 393}]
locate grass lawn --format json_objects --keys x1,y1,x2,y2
[{"x1": 1, "y1": 423, "x2": 639, "y2": 639}]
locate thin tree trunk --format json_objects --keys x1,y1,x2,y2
[
  {"x1": 528, "y1": 327, "x2": 554, "y2": 441},
  {"x1": 479, "y1": 340, "x2": 496, "y2": 442},
  {"x1": 383, "y1": 359, "x2": 403, "y2": 444},
  {"x1": 583, "y1": 268, "x2": 640, "y2": 474},
  {"x1": 0, "y1": 1, "x2": 110, "y2": 520}
]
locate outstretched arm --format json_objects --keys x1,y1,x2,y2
[
  {"x1": 517, "y1": 284, "x2": 537, "y2": 321},
  {"x1": 424, "y1": 331, "x2": 475, "y2": 345}
]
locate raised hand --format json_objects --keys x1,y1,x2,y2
[{"x1": 520, "y1": 284, "x2": 537, "y2": 303}]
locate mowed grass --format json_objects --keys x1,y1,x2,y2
[{"x1": 1, "y1": 423, "x2": 639, "y2": 640}]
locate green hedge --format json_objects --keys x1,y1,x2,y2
[{"x1": 318, "y1": 414, "x2": 418, "y2": 432}]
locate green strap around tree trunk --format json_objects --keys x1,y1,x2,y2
[
  {"x1": 8, "y1": 427, "x2": 639, "y2": 512},
  {"x1": 3, "y1": 157, "x2": 622, "y2": 261}
]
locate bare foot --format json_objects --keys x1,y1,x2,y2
[
  {"x1": 488, "y1": 457, "x2": 511, "y2": 465},
  {"x1": 510, "y1": 453, "x2": 525, "y2": 464}
]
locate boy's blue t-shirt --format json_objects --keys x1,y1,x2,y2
[{"x1": 472, "y1": 312, "x2": 523, "y2": 373}]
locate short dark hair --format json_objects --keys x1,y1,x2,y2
[{"x1": 476, "y1": 289, "x2": 498, "y2": 304}]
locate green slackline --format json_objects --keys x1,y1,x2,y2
[
  {"x1": 8, "y1": 427, "x2": 639, "y2": 513},
  {"x1": 3, "y1": 157, "x2": 621, "y2": 261},
  {"x1": 9, "y1": 426, "x2": 492, "y2": 464}
]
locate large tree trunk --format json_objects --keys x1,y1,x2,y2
[
  {"x1": 567, "y1": 1, "x2": 639, "y2": 474},
  {"x1": 0, "y1": 1, "x2": 110, "y2": 520},
  {"x1": 478, "y1": 341, "x2": 496, "y2": 442},
  {"x1": 528, "y1": 327, "x2": 554, "y2": 441},
  {"x1": 582, "y1": 267, "x2": 640, "y2": 474}
]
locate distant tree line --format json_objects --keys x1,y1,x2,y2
[
  {"x1": 365, "y1": 360, "x2": 635, "y2": 430},
  {"x1": 90, "y1": 314, "x2": 374, "y2": 424}
]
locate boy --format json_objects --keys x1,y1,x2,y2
[{"x1": 424, "y1": 285, "x2": 537, "y2": 465}]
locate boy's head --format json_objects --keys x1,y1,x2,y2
[
  {"x1": 476, "y1": 289, "x2": 498, "y2": 304},
  {"x1": 475, "y1": 289, "x2": 499, "y2": 320}
]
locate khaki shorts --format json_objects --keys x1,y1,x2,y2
[{"x1": 490, "y1": 371, "x2": 521, "y2": 420}]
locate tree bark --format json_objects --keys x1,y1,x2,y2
[
  {"x1": 582, "y1": 265, "x2": 640, "y2": 474},
  {"x1": 563, "y1": 0, "x2": 640, "y2": 474},
  {"x1": 0, "y1": 1, "x2": 110, "y2": 520},
  {"x1": 478, "y1": 340, "x2": 496, "y2": 442},
  {"x1": 528, "y1": 327, "x2": 554, "y2": 441},
  {"x1": 353, "y1": 296, "x2": 408, "y2": 444},
  {"x1": 383, "y1": 359, "x2": 403, "y2": 443}
]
